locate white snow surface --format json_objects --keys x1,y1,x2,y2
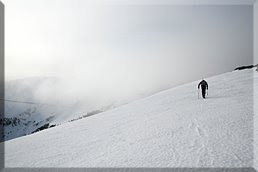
[{"x1": 3, "y1": 69, "x2": 255, "y2": 168}]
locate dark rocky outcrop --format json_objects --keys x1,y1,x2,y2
[
  {"x1": 32, "y1": 123, "x2": 50, "y2": 133},
  {"x1": 234, "y1": 65, "x2": 255, "y2": 70},
  {"x1": 0, "y1": 117, "x2": 21, "y2": 126}
]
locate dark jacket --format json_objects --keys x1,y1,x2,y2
[{"x1": 198, "y1": 80, "x2": 208, "y2": 90}]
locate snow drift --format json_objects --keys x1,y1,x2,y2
[{"x1": 3, "y1": 69, "x2": 255, "y2": 168}]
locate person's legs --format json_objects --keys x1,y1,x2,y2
[{"x1": 202, "y1": 88, "x2": 206, "y2": 98}]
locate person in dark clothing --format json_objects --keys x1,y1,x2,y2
[{"x1": 198, "y1": 79, "x2": 208, "y2": 99}]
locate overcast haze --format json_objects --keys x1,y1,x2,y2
[{"x1": 3, "y1": 0, "x2": 253, "y2": 106}]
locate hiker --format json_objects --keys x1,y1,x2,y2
[{"x1": 198, "y1": 79, "x2": 208, "y2": 99}]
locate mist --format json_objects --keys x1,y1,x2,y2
[{"x1": 4, "y1": 1, "x2": 253, "y2": 113}]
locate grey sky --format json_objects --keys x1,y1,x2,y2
[{"x1": 3, "y1": 0, "x2": 253, "y2": 102}]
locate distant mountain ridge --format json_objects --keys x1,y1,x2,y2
[{"x1": 2, "y1": 77, "x2": 112, "y2": 141}]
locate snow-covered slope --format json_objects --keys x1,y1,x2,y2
[{"x1": 3, "y1": 69, "x2": 255, "y2": 167}]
